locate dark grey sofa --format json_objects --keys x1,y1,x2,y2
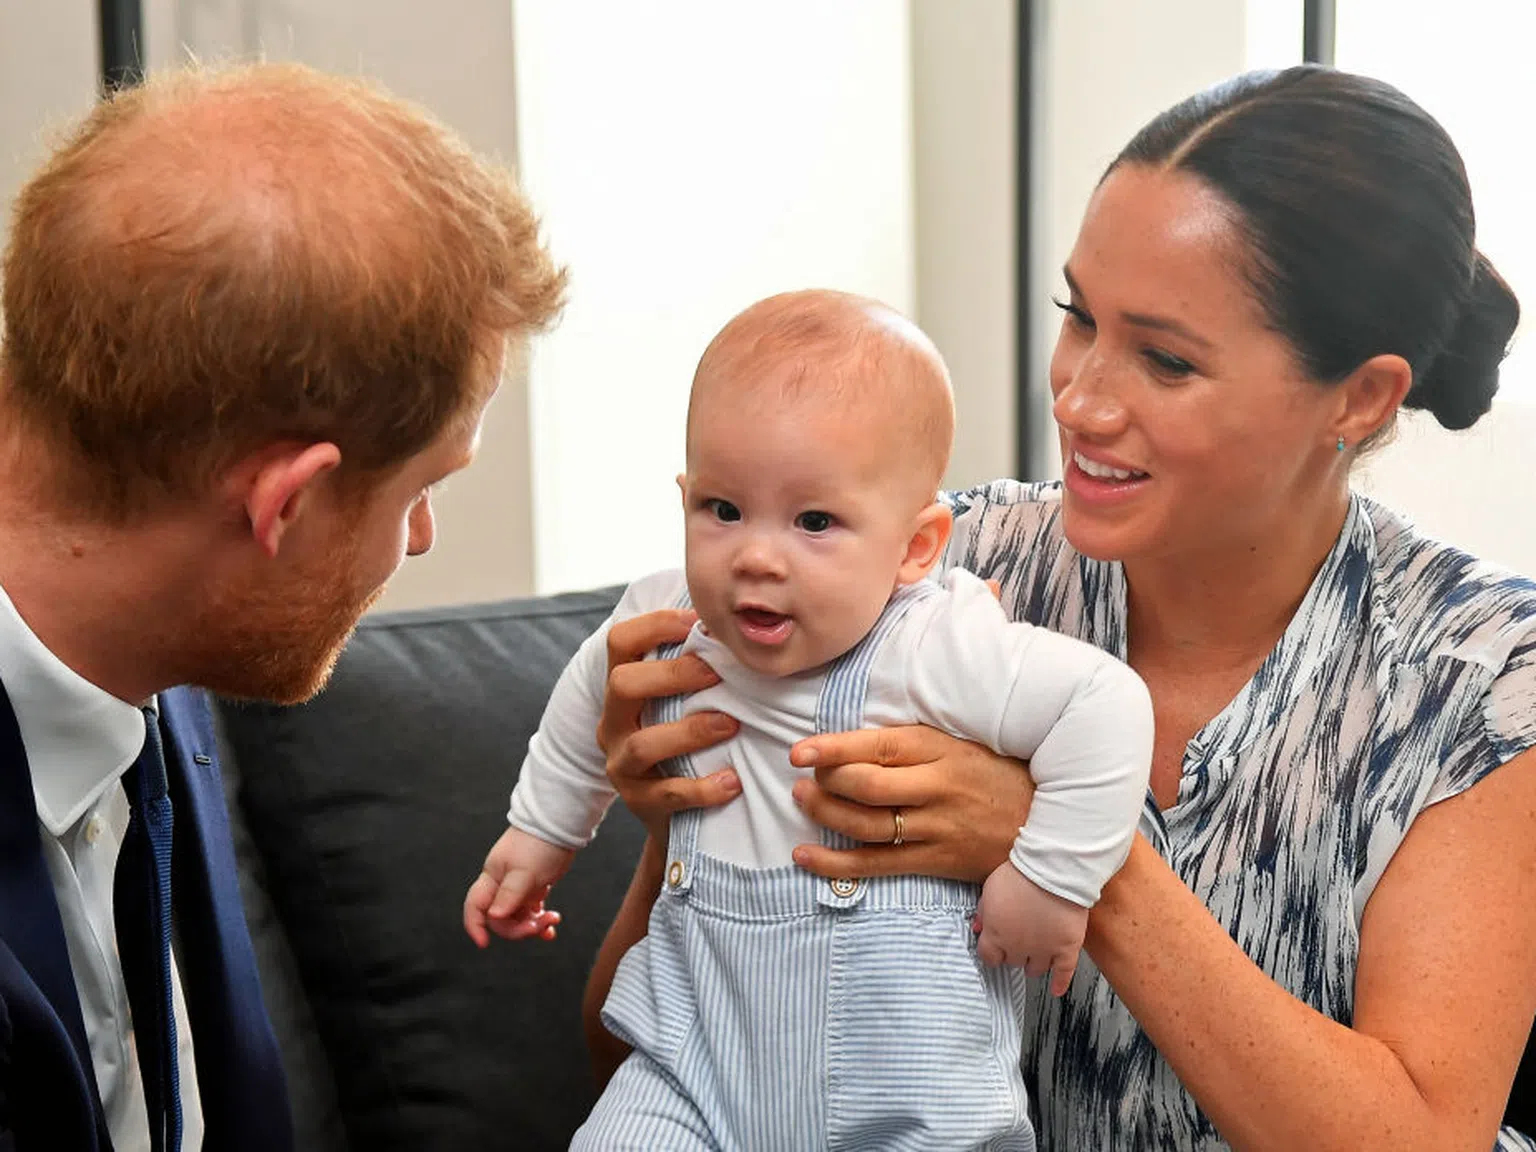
[{"x1": 214, "y1": 585, "x2": 634, "y2": 1152}]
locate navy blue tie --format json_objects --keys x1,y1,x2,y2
[{"x1": 114, "y1": 705, "x2": 184, "y2": 1152}]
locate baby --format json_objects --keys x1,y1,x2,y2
[{"x1": 464, "y1": 290, "x2": 1153, "y2": 1149}]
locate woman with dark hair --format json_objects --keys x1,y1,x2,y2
[{"x1": 588, "y1": 67, "x2": 1535, "y2": 1150}]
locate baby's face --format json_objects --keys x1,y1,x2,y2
[{"x1": 682, "y1": 392, "x2": 925, "y2": 678}]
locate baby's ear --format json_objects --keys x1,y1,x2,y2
[{"x1": 895, "y1": 502, "x2": 953, "y2": 585}]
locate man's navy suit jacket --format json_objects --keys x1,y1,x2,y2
[{"x1": 0, "y1": 682, "x2": 293, "y2": 1151}]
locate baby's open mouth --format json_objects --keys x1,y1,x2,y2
[{"x1": 734, "y1": 607, "x2": 793, "y2": 645}]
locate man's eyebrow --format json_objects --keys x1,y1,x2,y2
[{"x1": 1062, "y1": 265, "x2": 1212, "y2": 350}]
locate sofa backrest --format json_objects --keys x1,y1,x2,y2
[{"x1": 217, "y1": 586, "x2": 636, "y2": 1152}]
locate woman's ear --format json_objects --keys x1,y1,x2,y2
[
  {"x1": 1334, "y1": 353, "x2": 1413, "y2": 449},
  {"x1": 232, "y1": 442, "x2": 344, "y2": 558},
  {"x1": 896, "y1": 502, "x2": 953, "y2": 585}
]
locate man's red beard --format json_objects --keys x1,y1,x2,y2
[{"x1": 182, "y1": 529, "x2": 385, "y2": 705}]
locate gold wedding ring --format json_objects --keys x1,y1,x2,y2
[{"x1": 891, "y1": 808, "x2": 905, "y2": 847}]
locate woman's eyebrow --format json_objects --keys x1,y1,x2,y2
[{"x1": 1062, "y1": 265, "x2": 1213, "y2": 350}]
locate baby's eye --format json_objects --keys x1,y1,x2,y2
[
  {"x1": 796, "y1": 511, "x2": 835, "y2": 533},
  {"x1": 706, "y1": 499, "x2": 742, "y2": 523}
]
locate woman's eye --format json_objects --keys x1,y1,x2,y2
[
  {"x1": 1051, "y1": 296, "x2": 1095, "y2": 331},
  {"x1": 1144, "y1": 348, "x2": 1195, "y2": 378},
  {"x1": 706, "y1": 499, "x2": 741, "y2": 523},
  {"x1": 796, "y1": 511, "x2": 834, "y2": 533}
]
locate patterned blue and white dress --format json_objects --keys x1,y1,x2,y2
[{"x1": 941, "y1": 481, "x2": 1536, "y2": 1152}]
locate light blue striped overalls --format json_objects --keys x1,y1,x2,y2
[{"x1": 572, "y1": 585, "x2": 1036, "y2": 1151}]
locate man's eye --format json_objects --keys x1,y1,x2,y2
[
  {"x1": 706, "y1": 499, "x2": 741, "y2": 522},
  {"x1": 796, "y1": 511, "x2": 834, "y2": 533}
]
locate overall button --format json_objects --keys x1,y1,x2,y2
[
  {"x1": 828, "y1": 877, "x2": 860, "y2": 898},
  {"x1": 667, "y1": 860, "x2": 686, "y2": 888}
]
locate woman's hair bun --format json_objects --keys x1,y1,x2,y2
[{"x1": 1406, "y1": 252, "x2": 1520, "y2": 430}]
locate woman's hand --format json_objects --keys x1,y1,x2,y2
[
  {"x1": 596, "y1": 608, "x2": 741, "y2": 841},
  {"x1": 787, "y1": 725, "x2": 1034, "y2": 883}
]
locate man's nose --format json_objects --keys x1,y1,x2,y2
[{"x1": 407, "y1": 492, "x2": 436, "y2": 557}]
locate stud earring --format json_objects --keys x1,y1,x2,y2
[{"x1": 1336, "y1": 436, "x2": 1346, "y2": 452}]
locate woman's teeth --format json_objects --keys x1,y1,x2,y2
[{"x1": 1074, "y1": 451, "x2": 1146, "y2": 481}]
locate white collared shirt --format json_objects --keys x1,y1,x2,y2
[{"x1": 0, "y1": 582, "x2": 202, "y2": 1151}]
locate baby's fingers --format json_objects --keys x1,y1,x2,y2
[
  {"x1": 977, "y1": 932, "x2": 1007, "y2": 968},
  {"x1": 1047, "y1": 945, "x2": 1081, "y2": 997},
  {"x1": 462, "y1": 873, "x2": 501, "y2": 948},
  {"x1": 489, "y1": 877, "x2": 545, "y2": 920},
  {"x1": 490, "y1": 906, "x2": 563, "y2": 942}
]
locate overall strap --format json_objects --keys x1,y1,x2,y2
[
  {"x1": 813, "y1": 581, "x2": 941, "y2": 911},
  {"x1": 815, "y1": 580, "x2": 940, "y2": 740}
]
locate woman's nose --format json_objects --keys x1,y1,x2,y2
[{"x1": 1053, "y1": 355, "x2": 1129, "y2": 438}]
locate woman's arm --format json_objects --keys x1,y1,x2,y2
[
  {"x1": 581, "y1": 609, "x2": 742, "y2": 1085},
  {"x1": 1086, "y1": 746, "x2": 1536, "y2": 1152},
  {"x1": 796, "y1": 726, "x2": 1536, "y2": 1151}
]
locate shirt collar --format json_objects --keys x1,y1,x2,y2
[{"x1": 0, "y1": 581, "x2": 148, "y2": 836}]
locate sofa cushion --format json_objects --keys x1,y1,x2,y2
[{"x1": 217, "y1": 586, "x2": 639, "y2": 1152}]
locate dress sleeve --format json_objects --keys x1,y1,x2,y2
[
  {"x1": 506, "y1": 570, "x2": 687, "y2": 848},
  {"x1": 1427, "y1": 627, "x2": 1536, "y2": 807}
]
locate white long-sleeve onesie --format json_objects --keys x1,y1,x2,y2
[{"x1": 509, "y1": 568, "x2": 1152, "y2": 908}]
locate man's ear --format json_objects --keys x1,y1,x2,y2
[
  {"x1": 895, "y1": 502, "x2": 953, "y2": 586},
  {"x1": 1333, "y1": 353, "x2": 1412, "y2": 450},
  {"x1": 233, "y1": 442, "x2": 344, "y2": 558}
]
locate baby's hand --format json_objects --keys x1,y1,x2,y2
[
  {"x1": 462, "y1": 827, "x2": 575, "y2": 949},
  {"x1": 973, "y1": 862, "x2": 1089, "y2": 997}
]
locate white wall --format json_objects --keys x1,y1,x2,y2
[
  {"x1": 1358, "y1": 408, "x2": 1536, "y2": 578},
  {"x1": 513, "y1": 1, "x2": 917, "y2": 594},
  {"x1": 912, "y1": 0, "x2": 1018, "y2": 491},
  {"x1": 143, "y1": 0, "x2": 536, "y2": 612},
  {"x1": 0, "y1": 4, "x2": 97, "y2": 257}
]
